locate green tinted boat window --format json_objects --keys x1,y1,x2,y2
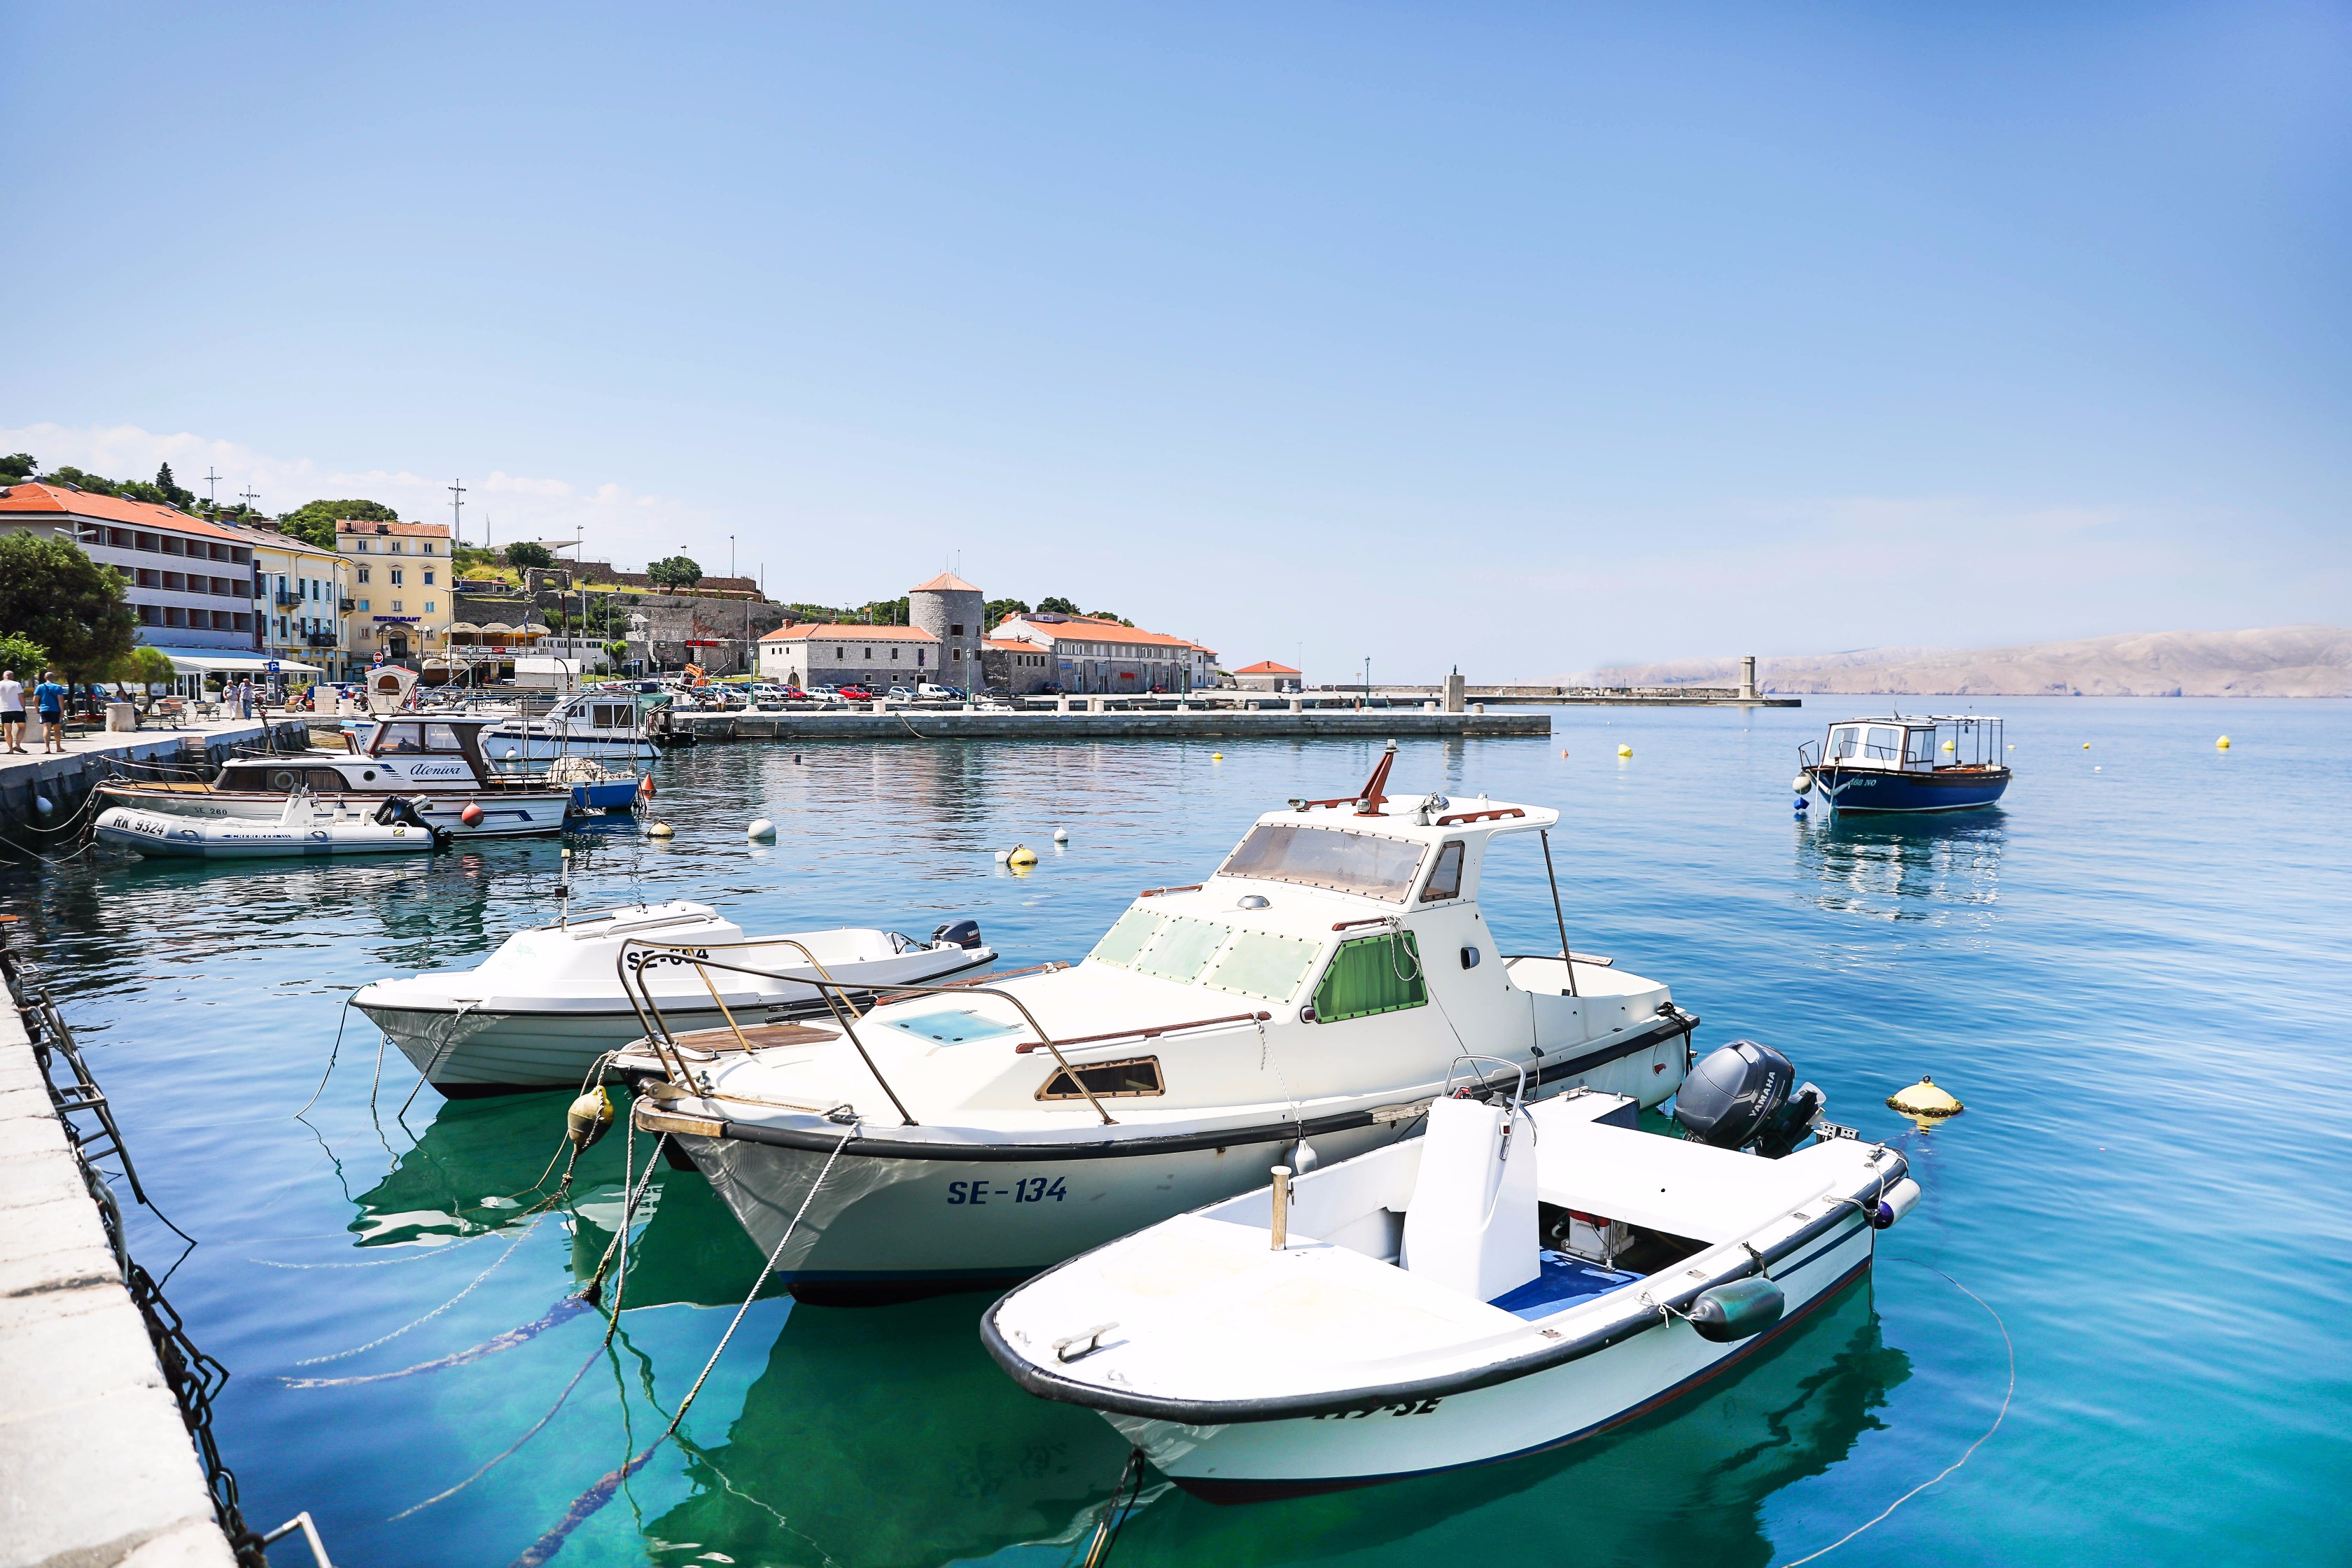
[
  {"x1": 1135, "y1": 916, "x2": 1231, "y2": 984},
  {"x1": 1206, "y1": 930, "x2": 1321, "y2": 1002},
  {"x1": 1311, "y1": 932, "x2": 1427, "y2": 1022},
  {"x1": 1091, "y1": 907, "x2": 1165, "y2": 968}
]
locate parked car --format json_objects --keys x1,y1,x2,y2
[
  {"x1": 836, "y1": 685, "x2": 876, "y2": 701},
  {"x1": 916, "y1": 683, "x2": 962, "y2": 700},
  {"x1": 886, "y1": 685, "x2": 917, "y2": 701},
  {"x1": 804, "y1": 685, "x2": 839, "y2": 699}
]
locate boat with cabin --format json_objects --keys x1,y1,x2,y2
[
  {"x1": 616, "y1": 745, "x2": 1700, "y2": 1304},
  {"x1": 350, "y1": 687, "x2": 676, "y2": 762},
  {"x1": 354, "y1": 900, "x2": 999, "y2": 1096},
  {"x1": 982, "y1": 1042, "x2": 1917, "y2": 1499},
  {"x1": 1798, "y1": 714, "x2": 2010, "y2": 814},
  {"x1": 94, "y1": 715, "x2": 573, "y2": 839}
]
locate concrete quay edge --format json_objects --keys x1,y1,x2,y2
[
  {"x1": 675, "y1": 710, "x2": 1553, "y2": 741},
  {"x1": 0, "y1": 993, "x2": 237, "y2": 1567}
]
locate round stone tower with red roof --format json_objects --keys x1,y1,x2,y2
[{"x1": 908, "y1": 570, "x2": 985, "y2": 692}]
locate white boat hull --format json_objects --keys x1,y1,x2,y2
[
  {"x1": 94, "y1": 805, "x2": 440, "y2": 860},
  {"x1": 652, "y1": 1023, "x2": 1690, "y2": 1304},
  {"x1": 97, "y1": 785, "x2": 570, "y2": 839},
  {"x1": 1108, "y1": 1222, "x2": 1875, "y2": 1499}
]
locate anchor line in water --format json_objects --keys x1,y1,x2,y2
[
  {"x1": 293, "y1": 990, "x2": 363, "y2": 1119},
  {"x1": 1774, "y1": 1259, "x2": 2016, "y2": 1568},
  {"x1": 1082, "y1": 1448, "x2": 1151, "y2": 1568},
  {"x1": 288, "y1": 1219, "x2": 538, "y2": 1367},
  {"x1": 509, "y1": 1124, "x2": 857, "y2": 1568}
]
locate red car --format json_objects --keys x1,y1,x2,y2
[{"x1": 836, "y1": 685, "x2": 876, "y2": 701}]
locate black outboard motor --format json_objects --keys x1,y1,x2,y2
[
  {"x1": 1674, "y1": 1040, "x2": 1824, "y2": 1157},
  {"x1": 372, "y1": 794, "x2": 452, "y2": 849},
  {"x1": 932, "y1": 918, "x2": 985, "y2": 950}
]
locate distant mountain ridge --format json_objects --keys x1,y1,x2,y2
[{"x1": 1577, "y1": 626, "x2": 2352, "y2": 697}]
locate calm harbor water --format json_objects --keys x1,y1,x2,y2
[{"x1": 5, "y1": 696, "x2": 2348, "y2": 1567}]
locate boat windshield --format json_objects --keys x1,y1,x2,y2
[
  {"x1": 1089, "y1": 908, "x2": 1323, "y2": 1002},
  {"x1": 1218, "y1": 824, "x2": 1427, "y2": 902},
  {"x1": 375, "y1": 722, "x2": 467, "y2": 754}
]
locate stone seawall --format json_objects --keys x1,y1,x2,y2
[{"x1": 673, "y1": 709, "x2": 1551, "y2": 741}]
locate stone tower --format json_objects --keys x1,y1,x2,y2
[{"x1": 908, "y1": 570, "x2": 986, "y2": 692}]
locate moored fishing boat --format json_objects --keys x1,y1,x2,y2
[
  {"x1": 981, "y1": 1044, "x2": 1917, "y2": 1499},
  {"x1": 354, "y1": 900, "x2": 997, "y2": 1097},
  {"x1": 96, "y1": 714, "x2": 571, "y2": 839},
  {"x1": 617, "y1": 746, "x2": 1701, "y2": 1304},
  {"x1": 1798, "y1": 714, "x2": 2010, "y2": 814},
  {"x1": 94, "y1": 790, "x2": 449, "y2": 860}
]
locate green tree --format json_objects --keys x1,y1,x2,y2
[
  {"x1": 1085, "y1": 609, "x2": 1133, "y2": 626},
  {"x1": 648, "y1": 555, "x2": 704, "y2": 589},
  {"x1": 0, "y1": 454, "x2": 35, "y2": 483},
  {"x1": 0, "y1": 630, "x2": 50, "y2": 679},
  {"x1": 38, "y1": 465, "x2": 119, "y2": 496},
  {"x1": 278, "y1": 498, "x2": 398, "y2": 550},
  {"x1": 0, "y1": 533, "x2": 136, "y2": 680},
  {"x1": 153, "y1": 465, "x2": 195, "y2": 509},
  {"x1": 504, "y1": 540, "x2": 556, "y2": 570},
  {"x1": 102, "y1": 646, "x2": 178, "y2": 695},
  {"x1": 1036, "y1": 596, "x2": 1080, "y2": 615},
  {"x1": 985, "y1": 597, "x2": 1030, "y2": 626}
]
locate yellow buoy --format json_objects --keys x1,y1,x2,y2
[
  {"x1": 1211, "y1": 752, "x2": 1223, "y2": 761},
  {"x1": 1940, "y1": 741, "x2": 1955, "y2": 752},
  {"x1": 1886, "y1": 1074, "x2": 1963, "y2": 1120},
  {"x1": 1616, "y1": 744, "x2": 1632, "y2": 758},
  {"x1": 2216, "y1": 736, "x2": 2230, "y2": 750},
  {"x1": 1006, "y1": 844, "x2": 1039, "y2": 867},
  {"x1": 2082, "y1": 743, "x2": 2090, "y2": 750},
  {"x1": 566, "y1": 1086, "x2": 615, "y2": 1151},
  {"x1": 647, "y1": 822, "x2": 675, "y2": 839}
]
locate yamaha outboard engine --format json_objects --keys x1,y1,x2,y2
[
  {"x1": 1674, "y1": 1040, "x2": 1823, "y2": 1157},
  {"x1": 372, "y1": 795, "x2": 452, "y2": 849},
  {"x1": 932, "y1": 918, "x2": 985, "y2": 950}
]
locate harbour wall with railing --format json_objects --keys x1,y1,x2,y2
[
  {"x1": 673, "y1": 708, "x2": 1552, "y2": 742},
  {"x1": 0, "y1": 719, "x2": 313, "y2": 841}
]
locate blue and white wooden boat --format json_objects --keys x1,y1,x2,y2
[{"x1": 1798, "y1": 715, "x2": 2010, "y2": 815}]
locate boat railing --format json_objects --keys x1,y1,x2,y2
[
  {"x1": 614, "y1": 937, "x2": 1120, "y2": 1128},
  {"x1": 1796, "y1": 738, "x2": 1821, "y2": 769}
]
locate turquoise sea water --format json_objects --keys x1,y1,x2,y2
[{"x1": 5, "y1": 696, "x2": 2348, "y2": 1567}]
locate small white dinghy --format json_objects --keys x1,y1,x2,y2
[
  {"x1": 983, "y1": 1044, "x2": 1919, "y2": 1500},
  {"x1": 94, "y1": 791, "x2": 449, "y2": 861},
  {"x1": 354, "y1": 900, "x2": 997, "y2": 1097}
]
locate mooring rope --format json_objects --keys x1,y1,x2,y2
[
  {"x1": 1774, "y1": 1260, "x2": 2015, "y2": 1567},
  {"x1": 280, "y1": 1295, "x2": 595, "y2": 1388},
  {"x1": 1081, "y1": 1448, "x2": 1151, "y2": 1568},
  {"x1": 293, "y1": 990, "x2": 363, "y2": 1118},
  {"x1": 508, "y1": 1125, "x2": 856, "y2": 1567},
  {"x1": 289, "y1": 1219, "x2": 538, "y2": 1366}
]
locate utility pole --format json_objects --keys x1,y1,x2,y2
[
  {"x1": 729, "y1": 533, "x2": 736, "y2": 580},
  {"x1": 204, "y1": 468, "x2": 222, "y2": 507},
  {"x1": 448, "y1": 479, "x2": 466, "y2": 546},
  {"x1": 238, "y1": 484, "x2": 260, "y2": 514}
]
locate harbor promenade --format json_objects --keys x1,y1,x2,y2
[
  {"x1": 0, "y1": 937, "x2": 237, "y2": 1566},
  {"x1": 0, "y1": 715, "x2": 313, "y2": 839}
]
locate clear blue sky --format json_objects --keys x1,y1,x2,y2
[{"x1": 4, "y1": 2, "x2": 2346, "y2": 679}]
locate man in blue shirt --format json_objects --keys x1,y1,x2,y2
[{"x1": 34, "y1": 671, "x2": 67, "y2": 754}]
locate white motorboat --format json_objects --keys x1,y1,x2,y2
[
  {"x1": 982, "y1": 1045, "x2": 1919, "y2": 1499},
  {"x1": 97, "y1": 714, "x2": 571, "y2": 839},
  {"x1": 354, "y1": 901, "x2": 998, "y2": 1098},
  {"x1": 94, "y1": 791, "x2": 448, "y2": 860},
  {"x1": 352, "y1": 689, "x2": 673, "y2": 762},
  {"x1": 619, "y1": 746, "x2": 1701, "y2": 1303}
]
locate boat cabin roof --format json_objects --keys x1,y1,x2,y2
[{"x1": 1828, "y1": 714, "x2": 2002, "y2": 728}]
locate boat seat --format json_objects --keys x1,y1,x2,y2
[{"x1": 1401, "y1": 1095, "x2": 1540, "y2": 1303}]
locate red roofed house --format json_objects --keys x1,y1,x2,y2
[
  {"x1": 1232, "y1": 659, "x2": 1303, "y2": 693},
  {"x1": 989, "y1": 611, "x2": 1215, "y2": 694},
  {"x1": 0, "y1": 481, "x2": 262, "y2": 670},
  {"x1": 757, "y1": 622, "x2": 941, "y2": 689}
]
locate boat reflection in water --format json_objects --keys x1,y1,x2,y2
[
  {"x1": 630, "y1": 1276, "x2": 1906, "y2": 1568},
  {"x1": 1798, "y1": 810, "x2": 2008, "y2": 926}
]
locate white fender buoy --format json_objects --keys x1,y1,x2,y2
[
  {"x1": 1052, "y1": 827, "x2": 1069, "y2": 843},
  {"x1": 31, "y1": 794, "x2": 53, "y2": 816},
  {"x1": 747, "y1": 818, "x2": 776, "y2": 841},
  {"x1": 993, "y1": 848, "x2": 1011, "y2": 864},
  {"x1": 1791, "y1": 774, "x2": 1812, "y2": 794},
  {"x1": 647, "y1": 822, "x2": 675, "y2": 839}
]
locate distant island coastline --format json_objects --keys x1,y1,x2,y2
[{"x1": 1574, "y1": 625, "x2": 2352, "y2": 698}]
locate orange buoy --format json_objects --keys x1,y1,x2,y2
[{"x1": 460, "y1": 803, "x2": 484, "y2": 827}]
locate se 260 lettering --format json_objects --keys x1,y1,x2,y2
[{"x1": 946, "y1": 1177, "x2": 1068, "y2": 1205}]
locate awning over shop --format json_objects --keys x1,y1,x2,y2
[{"x1": 146, "y1": 646, "x2": 326, "y2": 677}]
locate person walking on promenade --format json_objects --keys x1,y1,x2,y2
[
  {"x1": 34, "y1": 671, "x2": 68, "y2": 755},
  {"x1": 0, "y1": 669, "x2": 24, "y2": 753},
  {"x1": 236, "y1": 677, "x2": 253, "y2": 720}
]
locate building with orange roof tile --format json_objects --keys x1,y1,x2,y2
[
  {"x1": 1233, "y1": 659, "x2": 1303, "y2": 692},
  {"x1": 907, "y1": 570, "x2": 984, "y2": 692},
  {"x1": 335, "y1": 518, "x2": 453, "y2": 666},
  {"x1": 757, "y1": 622, "x2": 941, "y2": 689},
  {"x1": 0, "y1": 480, "x2": 265, "y2": 667},
  {"x1": 989, "y1": 610, "x2": 1215, "y2": 694}
]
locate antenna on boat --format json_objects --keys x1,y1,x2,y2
[{"x1": 1354, "y1": 739, "x2": 1398, "y2": 816}]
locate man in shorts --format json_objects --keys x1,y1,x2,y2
[
  {"x1": 34, "y1": 671, "x2": 68, "y2": 754},
  {"x1": 0, "y1": 669, "x2": 24, "y2": 752}
]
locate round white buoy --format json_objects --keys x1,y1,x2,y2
[
  {"x1": 747, "y1": 818, "x2": 776, "y2": 841},
  {"x1": 993, "y1": 848, "x2": 1011, "y2": 864},
  {"x1": 2094, "y1": 765, "x2": 2101, "y2": 772},
  {"x1": 648, "y1": 822, "x2": 676, "y2": 839},
  {"x1": 1791, "y1": 774, "x2": 1812, "y2": 794},
  {"x1": 1053, "y1": 827, "x2": 1069, "y2": 843}
]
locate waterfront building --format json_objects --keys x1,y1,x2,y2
[
  {"x1": 757, "y1": 622, "x2": 941, "y2": 687},
  {"x1": 231, "y1": 524, "x2": 356, "y2": 682},
  {"x1": 906, "y1": 571, "x2": 985, "y2": 691},
  {"x1": 337, "y1": 519, "x2": 453, "y2": 667},
  {"x1": 0, "y1": 482, "x2": 257, "y2": 652},
  {"x1": 1233, "y1": 659, "x2": 1303, "y2": 692},
  {"x1": 981, "y1": 636, "x2": 1054, "y2": 694},
  {"x1": 988, "y1": 611, "x2": 1216, "y2": 694}
]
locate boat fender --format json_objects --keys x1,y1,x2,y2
[
  {"x1": 1053, "y1": 827, "x2": 1069, "y2": 843},
  {"x1": 932, "y1": 918, "x2": 984, "y2": 950},
  {"x1": 1689, "y1": 1276, "x2": 1784, "y2": 1343},
  {"x1": 1791, "y1": 774, "x2": 1812, "y2": 794},
  {"x1": 566, "y1": 1086, "x2": 615, "y2": 1152},
  {"x1": 747, "y1": 818, "x2": 777, "y2": 841},
  {"x1": 32, "y1": 794, "x2": 52, "y2": 816},
  {"x1": 1283, "y1": 1138, "x2": 1320, "y2": 1175},
  {"x1": 1871, "y1": 1177, "x2": 1923, "y2": 1230},
  {"x1": 461, "y1": 803, "x2": 484, "y2": 827}
]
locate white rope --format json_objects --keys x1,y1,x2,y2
[
  {"x1": 1776, "y1": 1261, "x2": 2015, "y2": 1567},
  {"x1": 290, "y1": 1220, "x2": 536, "y2": 1366}
]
